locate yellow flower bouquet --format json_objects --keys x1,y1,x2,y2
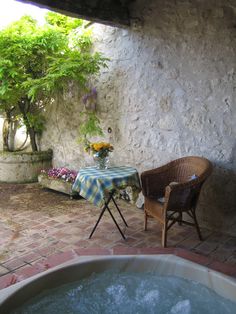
[
  {"x1": 85, "y1": 141, "x2": 114, "y2": 169},
  {"x1": 90, "y1": 142, "x2": 113, "y2": 157}
]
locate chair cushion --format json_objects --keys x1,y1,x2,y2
[
  {"x1": 157, "y1": 196, "x2": 165, "y2": 204},
  {"x1": 189, "y1": 174, "x2": 198, "y2": 180}
]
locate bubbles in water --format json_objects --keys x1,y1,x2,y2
[
  {"x1": 143, "y1": 290, "x2": 160, "y2": 303},
  {"x1": 106, "y1": 284, "x2": 127, "y2": 304},
  {"x1": 11, "y1": 271, "x2": 236, "y2": 314},
  {"x1": 170, "y1": 300, "x2": 191, "y2": 314}
]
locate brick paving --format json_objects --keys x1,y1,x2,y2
[{"x1": 0, "y1": 182, "x2": 236, "y2": 290}]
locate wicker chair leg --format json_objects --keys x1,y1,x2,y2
[
  {"x1": 144, "y1": 210, "x2": 148, "y2": 231},
  {"x1": 192, "y1": 209, "x2": 203, "y2": 241},
  {"x1": 162, "y1": 221, "x2": 167, "y2": 247}
]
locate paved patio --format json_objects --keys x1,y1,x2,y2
[{"x1": 0, "y1": 182, "x2": 236, "y2": 290}]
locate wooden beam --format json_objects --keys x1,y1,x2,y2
[{"x1": 17, "y1": 0, "x2": 131, "y2": 27}]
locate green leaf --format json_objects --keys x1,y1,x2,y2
[{"x1": 0, "y1": 12, "x2": 107, "y2": 151}]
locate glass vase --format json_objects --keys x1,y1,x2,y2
[{"x1": 93, "y1": 153, "x2": 109, "y2": 170}]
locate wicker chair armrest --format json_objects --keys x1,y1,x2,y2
[
  {"x1": 165, "y1": 170, "x2": 211, "y2": 192},
  {"x1": 141, "y1": 167, "x2": 171, "y2": 197},
  {"x1": 166, "y1": 179, "x2": 198, "y2": 191},
  {"x1": 163, "y1": 178, "x2": 204, "y2": 210}
]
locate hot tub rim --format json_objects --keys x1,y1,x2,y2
[{"x1": 0, "y1": 254, "x2": 235, "y2": 313}]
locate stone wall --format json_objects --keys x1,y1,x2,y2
[{"x1": 40, "y1": 0, "x2": 236, "y2": 234}]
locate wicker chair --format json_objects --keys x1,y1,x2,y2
[{"x1": 141, "y1": 156, "x2": 212, "y2": 247}]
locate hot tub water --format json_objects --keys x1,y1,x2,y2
[{"x1": 11, "y1": 270, "x2": 236, "y2": 314}]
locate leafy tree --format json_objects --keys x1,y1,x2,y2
[{"x1": 0, "y1": 13, "x2": 107, "y2": 151}]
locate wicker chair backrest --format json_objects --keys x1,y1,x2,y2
[{"x1": 164, "y1": 156, "x2": 212, "y2": 211}]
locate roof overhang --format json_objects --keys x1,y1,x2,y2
[{"x1": 18, "y1": 0, "x2": 134, "y2": 27}]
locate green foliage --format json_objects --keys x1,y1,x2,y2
[
  {"x1": 26, "y1": 112, "x2": 46, "y2": 135},
  {"x1": 0, "y1": 12, "x2": 107, "y2": 151},
  {"x1": 25, "y1": 51, "x2": 107, "y2": 101},
  {"x1": 45, "y1": 12, "x2": 83, "y2": 34},
  {"x1": 78, "y1": 112, "x2": 104, "y2": 143}
]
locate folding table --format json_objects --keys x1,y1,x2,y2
[{"x1": 72, "y1": 166, "x2": 141, "y2": 239}]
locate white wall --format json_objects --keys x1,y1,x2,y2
[{"x1": 40, "y1": 0, "x2": 236, "y2": 234}]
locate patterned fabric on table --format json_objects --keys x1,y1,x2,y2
[{"x1": 72, "y1": 166, "x2": 141, "y2": 207}]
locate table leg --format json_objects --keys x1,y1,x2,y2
[
  {"x1": 111, "y1": 195, "x2": 128, "y2": 227},
  {"x1": 106, "y1": 205, "x2": 126, "y2": 240},
  {"x1": 89, "y1": 193, "x2": 112, "y2": 239},
  {"x1": 89, "y1": 191, "x2": 127, "y2": 240}
]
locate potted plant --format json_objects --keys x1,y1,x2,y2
[{"x1": 0, "y1": 12, "x2": 107, "y2": 182}]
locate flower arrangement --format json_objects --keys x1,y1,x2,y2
[
  {"x1": 41, "y1": 167, "x2": 78, "y2": 183},
  {"x1": 85, "y1": 142, "x2": 114, "y2": 158}
]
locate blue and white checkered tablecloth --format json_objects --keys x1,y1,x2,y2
[{"x1": 72, "y1": 166, "x2": 141, "y2": 207}]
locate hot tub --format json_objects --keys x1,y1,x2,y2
[{"x1": 0, "y1": 255, "x2": 235, "y2": 313}]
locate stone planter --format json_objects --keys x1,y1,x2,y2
[
  {"x1": 38, "y1": 174, "x2": 79, "y2": 199},
  {"x1": 0, "y1": 150, "x2": 53, "y2": 183}
]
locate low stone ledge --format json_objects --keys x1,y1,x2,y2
[
  {"x1": 38, "y1": 174, "x2": 79, "y2": 198},
  {"x1": 0, "y1": 150, "x2": 53, "y2": 163}
]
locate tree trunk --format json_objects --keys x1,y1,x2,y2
[
  {"x1": 8, "y1": 120, "x2": 19, "y2": 151},
  {"x1": 2, "y1": 118, "x2": 25, "y2": 151},
  {"x1": 2, "y1": 119, "x2": 9, "y2": 151},
  {"x1": 28, "y1": 127, "x2": 38, "y2": 152},
  {"x1": 18, "y1": 98, "x2": 38, "y2": 152}
]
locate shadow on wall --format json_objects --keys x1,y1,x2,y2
[{"x1": 198, "y1": 163, "x2": 236, "y2": 235}]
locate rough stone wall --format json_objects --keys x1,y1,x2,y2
[{"x1": 40, "y1": 0, "x2": 236, "y2": 235}]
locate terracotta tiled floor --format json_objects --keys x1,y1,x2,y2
[{"x1": 0, "y1": 183, "x2": 236, "y2": 290}]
